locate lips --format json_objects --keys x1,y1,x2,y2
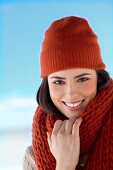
[{"x1": 62, "y1": 100, "x2": 84, "y2": 110}]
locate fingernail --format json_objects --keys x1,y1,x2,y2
[
  {"x1": 75, "y1": 117, "x2": 82, "y2": 124},
  {"x1": 79, "y1": 117, "x2": 82, "y2": 121}
]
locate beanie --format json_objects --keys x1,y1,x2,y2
[{"x1": 40, "y1": 16, "x2": 106, "y2": 78}]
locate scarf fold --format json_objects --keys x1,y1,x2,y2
[{"x1": 32, "y1": 80, "x2": 113, "y2": 170}]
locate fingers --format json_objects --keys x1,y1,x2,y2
[
  {"x1": 72, "y1": 117, "x2": 82, "y2": 136},
  {"x1": 52, "y1": 117, "x2": 82, "y2": 135},
  {"x1": 47, "y1": 132, "x2": 51, "y2": 148},
  {"x1": 47, "y1": 120, "x2": 65, "y2": 150},
  {"x1": 65, "y1": 118, "x2": 76, "y2": 134},
  {"x1": 52, "y1": 120, "x2": 63, "y2": 134},
  {"x1": 47, "y1": 117, "x2": 82, "y2": 152},
  {"x1": 59, "y1": 120, "x2": 67, "y2": 133}
]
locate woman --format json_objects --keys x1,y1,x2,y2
[{"x1": 23, "y1": 16, "x2": 113, "y2": 170}]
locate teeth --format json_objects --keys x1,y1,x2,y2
[{"x1": 64, "y1": 101, "x2": 82, "y2": 107}]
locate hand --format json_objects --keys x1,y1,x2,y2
[{"x1": 47, "y1": 117, "x2": 82, "y2": 170}]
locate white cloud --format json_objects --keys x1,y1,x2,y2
[
  {"x1": 0, "y1": 96, "x2": 38, "y2": 129},
  {"x1": 0, "y1": 96, "x2": 36, "y2": 110}
]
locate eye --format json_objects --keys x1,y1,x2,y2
[
  {"x1": 53, "y1": 80, "x2": 65, "y2": 85},
  {"x1": 77, "y1": 77, "x2": 90, "y2": 82}
]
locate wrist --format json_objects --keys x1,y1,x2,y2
[{"x1": 56, "y1": 162, "x2": 76, "y2": 170}]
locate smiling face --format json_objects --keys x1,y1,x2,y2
[{"x1": 48, "y1": 68, "x2": 97, "y2": 119}]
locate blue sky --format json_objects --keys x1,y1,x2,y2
[{"x1": 0, "y1": 0, "x2": 113, "y2": 129}]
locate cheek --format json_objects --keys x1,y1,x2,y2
[
  {"x1": 49, "y1": 85, "x2": 64, "y2": 99},
  {"x1": 80, "y1": 80, "x2": 97, "y2": 97}
]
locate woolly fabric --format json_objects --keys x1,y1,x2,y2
[
  {"x1": 32, "y1": 80, "x2": 113, "y2": 170},
  {"x1": 40, "y1": 16, "x2": 105, "y2": 78}
]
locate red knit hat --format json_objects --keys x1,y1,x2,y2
[{"x1": 40, "y1": 16, "x2": 105, "y2": 78}]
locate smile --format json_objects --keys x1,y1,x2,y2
[{"x1": 62, "y1": 100, "x2": 84, "y2": 110}]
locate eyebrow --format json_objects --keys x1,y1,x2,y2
[{"x1": 50, "y1": 73, "x2": 91, "y2": 79}]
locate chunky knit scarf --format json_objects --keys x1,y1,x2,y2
[{"x1": 32, "y1": 80, "x2": 113, "y2": 170}]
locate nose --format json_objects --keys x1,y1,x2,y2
[{"x1": 66, "y1": 83, "x2": 79, "y2": 97}]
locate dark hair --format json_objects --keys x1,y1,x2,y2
[{"x1": 36, "y1": 70, "x2": 110, "y2": 118}]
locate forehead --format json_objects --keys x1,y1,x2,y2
[{"x1": 48, "y1": 68, "x2": 96, "y2": 77}]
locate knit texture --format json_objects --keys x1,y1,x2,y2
[
  {"x1": 32, "y1": 80, "x2": 113, "y2": 170},
  {"x1": 23, "y1": 146, "x2": 36, "y2": 170},
  {"x1": 40, "y1": 16, "x2": 105, "y2": 78}
]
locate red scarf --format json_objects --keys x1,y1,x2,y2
[{"x1": 32, "y1": 80, "x2": 113, "y2": 170}]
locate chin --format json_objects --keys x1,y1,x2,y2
[{"x1": 63, "y1": 110, "x2": 81, "y2": 119}]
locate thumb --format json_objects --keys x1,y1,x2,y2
[{"x1": 47, "y1": 132, "x2": 52, "y2": 148}]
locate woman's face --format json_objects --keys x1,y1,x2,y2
[{"x1": 48, "y1": 68, "x2": 97, "y2": 119}]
